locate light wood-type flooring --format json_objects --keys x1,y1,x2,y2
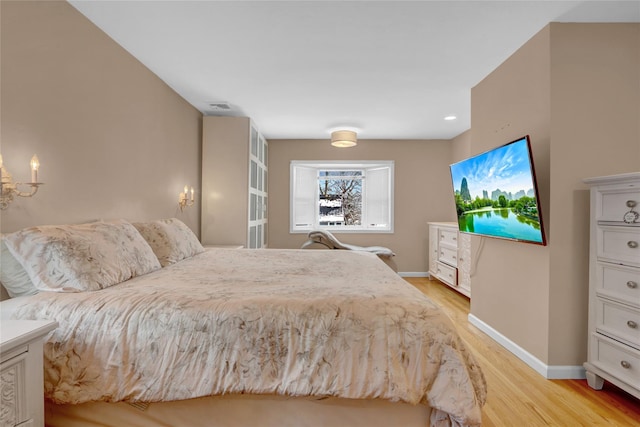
[{"x1": 405, "y1": 277, "x2": 640, "y2": 426}]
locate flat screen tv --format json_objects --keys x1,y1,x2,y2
[{"x1": 449, "y1": 135, "x2": 546, "y2": 245}]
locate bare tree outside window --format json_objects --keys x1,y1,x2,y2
[{"x1": 318, "y1": 171, "x2": 362, "y2": 226}]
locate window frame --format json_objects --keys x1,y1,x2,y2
[{"x1": 290, "y1": 160, "x2": 394, "y2": 233}]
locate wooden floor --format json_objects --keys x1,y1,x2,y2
[{"x1": 404, "y1": 277, "x2": 640, "y2": 426}]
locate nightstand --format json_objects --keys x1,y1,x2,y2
[{"x1": 1, "y1": 320, "x2": 58, "y2": 427}]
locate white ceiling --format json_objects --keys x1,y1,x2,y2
[{"x1": 68, "y1": 0, "x2": 640, "y2": 140}]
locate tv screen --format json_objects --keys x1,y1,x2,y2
[{"x1": 449, "y1": 135, "x2": 546, "y2": 245}]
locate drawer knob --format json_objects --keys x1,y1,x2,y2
[
  {"x1": 620, "y1": 360, "x2": 631, "y2": 369},
  {"x1": 627, "y1": 200, "x2": 638, "y2": 208},
  {"x1": 628, "y1": 281, "x2": 638, "y2": 289},
  {"x1": 628, "y1": 241, "x2": 639, "y2": 249},
  {"x1": 627, "y1": 320, "x2": 638, "y2": 329}
]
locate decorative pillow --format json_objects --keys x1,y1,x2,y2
[
  {"x1": 0, "y1": 237, "x2": 38, "y2": 298},
  {"x1": 3, "y1": 219, "x2": 161, "y2": 292},
  {"x1": 133, "y1": 218, "x2": 204, "y2": 267}
]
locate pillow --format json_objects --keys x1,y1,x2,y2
[
  {"x1": 0, "y1": 237, "x2": 38, "y2": 298},
  {"x1": 3, "y1": 219, "x2": 161, "y2": 292},
  {"x1": 132, "y1": 218, "x2": 204, "y2": 267}
]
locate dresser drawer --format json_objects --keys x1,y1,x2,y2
[
  {"x1": 590, "y1": 334, "x2": 640, "y2": 390},
  {"x1": 599, "y1": 188, "x2": 640, "y2": 223},
  {"x1": 596, "y1": 299, "x2": 640, "y2": 349},
  {"x1": 597, "y1": 262, "x2": 640, "y2": 306},
  {"x1": 439, "y1": 228, "x2": 458, "y2": 248},
  {"x1": 435, "y1": 261, "x2": 457, "y2": 287},
  {"x1": 438, "y1": 246, "x2": 458, "y2": 267},
  {"x1": 597, "y1": 226, "x2": 640, "y2": 267},
  {"x1": 0, "y1": 350, "x2": 28, "y2": 426}
]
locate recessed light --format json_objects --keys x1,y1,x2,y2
[{"x1": 444, "y1": 115, "x2": 457, "y2": 121}]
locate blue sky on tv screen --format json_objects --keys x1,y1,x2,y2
[{"x1": 450, "y1": 138, "x2": 535, "y2": 199}]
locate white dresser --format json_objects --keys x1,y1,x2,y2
[
  {"x1": 583, "y1": 172, "x2": 640, "y2": 399},
  {"x1": 428, "y1": 222, "x2": 471, "y2": 297},
  {"x1": 1, "y1": 320, "x2": 57, "y2": 427}
]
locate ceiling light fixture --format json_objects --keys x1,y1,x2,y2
[
  {"x1": 331, "y1": 130, "x2": 357, "y2": 148},
  {"x1": 444, "y1": 115, "x2": 457, "y2": 121}
]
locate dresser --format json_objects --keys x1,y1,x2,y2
[
  {"x1": 583, "y1": 172, "x2": 640, "y2": 399},
  {"x1": 428, "y1": 222, "x2": 471, "y2": 297},
  {"x1": 201, "y1": 116, "x2": 268, "y2": 249},
  {"x1": 1, "y1": 320, "x2": 58, "y2": 427}
]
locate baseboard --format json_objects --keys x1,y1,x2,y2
[
  {"x1": 467, "y1": 314, "x2": 586, "y2": 380},
  {"x1": 398, "y1": 272, "x2": 429, "y2": 278}
]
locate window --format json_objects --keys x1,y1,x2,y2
[{"x1": 290, "y1": 161, "x2": 394, "y2": 233}]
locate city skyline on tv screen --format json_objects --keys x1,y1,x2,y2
[{"x1": 450, "y1": 138, "x2": 535, "y2": 201}]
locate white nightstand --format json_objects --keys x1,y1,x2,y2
[{"x1": 1, "y1": 320, "x2": 58, "y2": 427}]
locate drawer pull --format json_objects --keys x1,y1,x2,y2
[
  {"x1": 620, "y1": 360, "x2": 631, "y2": 369},
  {"x1": 627, "y1": 320, "x2": 638, "y2": 329},
  {"x1": 627, "y1": 200, "x2": 638, "y2": 208},
  {"x1": 628, "y1": 241, "x2": 638, "y2": 249},
  {"x1": 628, "y1": 281, "x2": 638, "y2": 289}
]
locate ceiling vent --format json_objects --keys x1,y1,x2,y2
[{"x1": 208, "y1": 102, "x2": 232, "y2": 111}]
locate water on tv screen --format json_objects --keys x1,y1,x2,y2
[{"x1": 449, "y1": 135, "x2": 546, "y2": 245}]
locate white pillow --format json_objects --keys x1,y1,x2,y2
[
  {"x1": 0, "y1": 237, "x2": 38, "y2": 298},
  {"x1": 3, "y1": 219, "x2": 161, "y2": 292},
  {"x1": 133, "y1": 218, "x2": 204, "y2": 267}
]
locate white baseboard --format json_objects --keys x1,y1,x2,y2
[
  {"x1": 467, "y1": 314, "x2": 586, "y2": 380},
  {"x1": 398, "y1": 272, "x2": 429, "y2": 277}
]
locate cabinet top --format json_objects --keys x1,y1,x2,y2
[
  {"x1": 428, "y1": 221, "x2": 458, "y2": 228},
  {"x1": 583, "y1": 171, "x2": 640, "y2": 186},
  {"x1": 0, "y1": 320, "x2": 58, "y2": 354}
]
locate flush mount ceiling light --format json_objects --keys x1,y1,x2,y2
[
  {"x1": 444, "y1": 115, "x2": 457, "y2": 121},
  {"x1": 331, "y1": 130, "x2": 357, "y2": 148}
]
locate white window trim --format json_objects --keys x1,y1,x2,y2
[{"x1": 290, "y1": 160, "x2": 394, "y2": 234}]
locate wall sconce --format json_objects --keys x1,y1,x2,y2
[
  {"x1": 331, "y1": 130, "x2": 357, "y2": 148},
  {"x1": 178, "y1": 185, "x2": 195, "y2": 211},
  {"x1": 0, "y1": 153, "x2": 44, "y2": 210}
]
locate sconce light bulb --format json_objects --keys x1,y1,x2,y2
[
  {"x1": 30, "y1": 155, "x2": 40, "y2": 171},
  {"x1": 30, "y1": 154, "x2": 40, "y2": 183}
]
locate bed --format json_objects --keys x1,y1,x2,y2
[{"x1": 0, "y1": 218, "x2": 486, "y2": 427}]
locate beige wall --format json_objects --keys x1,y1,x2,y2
[
  {"x1": 450, "y1": 129, "x2": 471, "y2": 165},
  {"x1": 547, "y1": 23, "x2": 640, "y2": 364},
  {"x1": 469, "y1": 26, "x2": 552, "y2": 363},
  {"x1": 468, "y1": 23, "x2": 639, "y2": 367},
  {"x1": 0, "y1": 1, "x2": 202, "y2": 234},
  {"x1": 268, "y1": 139, "x2": 456, "y2": 273}
]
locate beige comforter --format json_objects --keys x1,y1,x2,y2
[{"x1": 11, "y1": 249, "x2": 486, "y2": 426}]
